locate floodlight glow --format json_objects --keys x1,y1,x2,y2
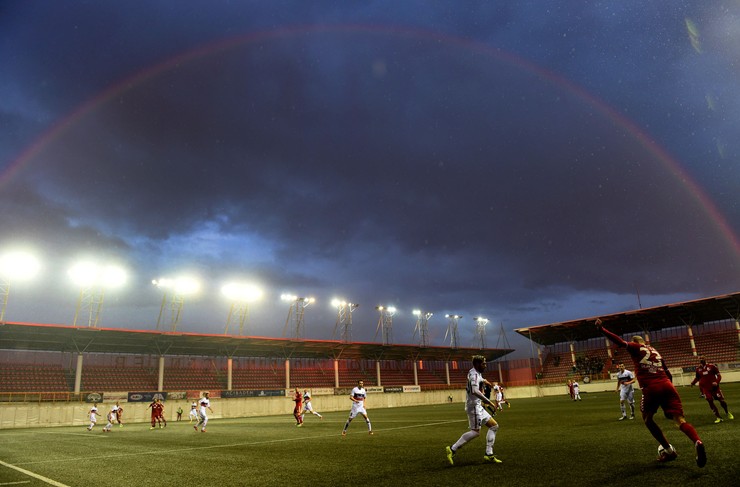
[
  {"x1": 0, "y1": 251, "x2": 41, "y2": 281},
  {"x1": 474, "y1": 316, "x2": 489, "y2": 324},
  {"x1": 101, "y1": 265, "x2": 127, "y2": 288},
  {"x1": 387, "y1": 306, "x2": 396, "y2": 314},
  {"x1": 173, "y1": 277, "x2": 200, "y2": 295},
  {"x1": 413, "y1": 309, "x2": 421, "y2": 316},
  {"x1": 281, "y1": 293, "x2": 298, "y2": 302},
  {"x1": 68, "y1": 262, "x2": 99, "y2": 287},
  {"x1": 68, "y1": 262, "x2": 127, "y2": 288},
  {"x1": 331, "y1": 298, "x2": 345, "y2": 308},
  {"x1": 153, "y1": 276, "x2": 200, "y2": 295},
  {"x1": 222, "y1": 282, "x2": 263, "y2": 302}
]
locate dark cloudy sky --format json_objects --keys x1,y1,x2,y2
[{"x1": 1, "y1": 1, "x2": 738, "y2": 356}]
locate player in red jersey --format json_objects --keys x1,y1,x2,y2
[
  {"x1": 292, "y1": 388, "x2": 304, "y2": 427},
  {"x1": 596, "y1": 319, "x2": 706, "y2": 467},
  {"x1": 147, "y1": 398, "x2": 167, "y2": 429},
  {"x1": 690, "y1": 356, "x2": 734, "y2": 423}
]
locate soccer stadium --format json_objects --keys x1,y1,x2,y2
[{"x1": 1, "y1": 292, "x2": 738, "y2": 486}]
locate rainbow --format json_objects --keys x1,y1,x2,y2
[{"x1": 3, "y1": 24, "x2": 738, "y2": 260}]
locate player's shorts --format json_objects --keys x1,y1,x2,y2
[
  {"x1": 620, "y1": 388, "x2": 635, "y2": 403},
  {"x1": 700, "y1": 386, "x2": 724, "y2": 401},
  {"x1": 348, "y1": 403, "x2": 367, "y2": 419},
  {"x1": 303, "y1": 401, "x2": 314, "y2": 412},
  {"x1": 495, "y1": 393, "x2": 503, "y2": 402},
  {"x1": 466, "y1": 404, "x2": 492, "y2": 430},
  {"x1": 640, "y1": 381, "x2": 683, "y2": 418}
]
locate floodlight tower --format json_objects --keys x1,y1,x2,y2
[
  {"x1": 332, "y1": 298, "x2": 359, "y2": 343},
  {"x1": 412, "y1": 309, "x2": 433, "y2": 347},
  {"x1": 222, "y1": 282, "x2": 263, "y2": 335},
  {"x1": 69, "y1": 262, "x2": 127, "y2": 328},
  {"x1": 0, "y1": 251, "x2": 41, "y2": 321},
  {"x1": 281, "y1": 294, "x2": 315, "y2": 339},
  {"x1": 473, "y1": 316, "x2": 489, "y2": 349},
  {"x1": 375, "y1": 305, "x2": 396, "y2": 345},
  {"x1": 152, "y1": 276, "x2": 200, "y2": 332},
  {"x1": 444, "y1": 314, "x2": 462, "y2": 349}
]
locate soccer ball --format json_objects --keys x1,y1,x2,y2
[{"x1": 658, "y1": 444, "x2": 674, "y2": 456}]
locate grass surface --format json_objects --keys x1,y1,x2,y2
[{"x1": 1, "y1": 383, "x2": 738, "y2": 486}]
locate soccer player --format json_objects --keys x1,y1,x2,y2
[
  {"x1": 147, "y1": 398, "x2": 166, "y2": 429},
  {"x1": 596, "y1": 318, "x2": 706, "y2": 467},
  {"x1": 616, "y1": 363, "x2": 636, "y2": 420},
  {"x1": 86, "y1": 403, "x2": 99, "y2": 431},
  {"x1": 566, "y1": 380, "x2": 575, "y2": 400},
  {"x1": 189, "y1": 400, "x2": 199, "y2": 423},
  {"x1": 292, "y1": 388, "x2": 304, "y2": 427},
  {"x1": 445, "y1": 355, "x2": 502, "y2": 465},
  {"x1": 302, "y1": 389, "x2": 323, "y2": 420},
  {"x1": 176, "y1": 405, "x2": 183, "y2": 421},
  {"x1": 690, "y1": 356, "x2": 734, "y2": 423},
  {"x1": 114, "y1": 401, "x2": 124, "y2": 427},
  {"x1": 103, "y1": 408, "x2": 115, "y2": 432},
  {"x1": 341, "y1": 380, "x2": 372, "y2": 436},
  {"x1": 493, "y1": 382, "x2": 510, "y2": 409},
  {"x1": 572, "y1": 380, "x2": 582, "y2": 401},
  {"x1": 195, "y1": 392, "x2": 213, "y2": 432}
]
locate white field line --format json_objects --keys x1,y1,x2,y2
[
  {"x1": 0, "y1": 460, "x2": 70, "y2": 487},
  {"x1": 13, "y1": 419, "x2": 465, "y2": 467}
]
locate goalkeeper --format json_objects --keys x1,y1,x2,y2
[{"x1": 445, "y1": 355, "x2": 502, "y2": 465}]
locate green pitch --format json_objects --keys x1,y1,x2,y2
[{"x1": 1, "y1": 384, "x2": 738, "y2": 486}]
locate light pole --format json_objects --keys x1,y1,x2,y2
[
  {"x1": 474, "y1": 316, "x2": 489, "y2": 349},
  {"x1": 0, "y1": 250, "x2": 41, "y2": 321},
  {"x1": 152, "y1": 276, "x2": 200, "y2": 332},
  {"x1": 444, "y1": 314, "x2": 462, "y2": 349},
  {"x1": 69, "y1": 261, "x2": 127, "y2": 327},
  {"x1": 375, "y1": 305, "x2": 396, "y2": 345},
  {"x1": 222, "y1": 282, "x2": 263, "y2": 335},
  {"x1": 281, "y1": 294, "x2": 315, "y2": 339},
  {"x1": 412, "y1": 309, "x2": 433, "y2": 347},
  {"x1": 332, "y1": 298, "x2": 358, "y2": 343}
]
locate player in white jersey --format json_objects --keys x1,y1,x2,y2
[
  {"x1": 189, "y1": 401, "x2": 199, "y2": 422},
  {"x1": 616, "y1": 363, "x2": 636, "y2": 420},
  {"x1": 493, "y1": 382, "x2": 510, "y2": 410},
  {"x1": 445, "y1": 356, "x2": 502, "y2": 465},
  {"x1": 341, "y1": 380, "x2": 372, "y2": 435},
  {"x1": 572, "y1": 380, "x2": 582, "y2": 400},
  {"x1": 87, "y1": 404, "x2": 99, "y2": 431},
  {"x1": 194, "y1": 392, "x2": 214, "y2": 433},
  {"x1": 103, "y1": 409, "x2": 115, "y2": 432},
  {"x1": 302, "y1": 389, "x2": 323, "y2": 420}
]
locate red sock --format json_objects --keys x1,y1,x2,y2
[{"x1": 679, "y1": 422, "x2": 701, "y2": 443}]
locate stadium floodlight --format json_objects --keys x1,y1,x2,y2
[
  {"x1": 222, "y1": 282, "x2": 263, "y2": 335},
  {"x1": 444, "y1": 313, "x2": 462, "y2": 349},
  {"x1": 68, "y1": 261, "x2": 128, "y2": 328},
  {"x1": 0, "y1": 250, "x2": 41, "y2": 321},
  {"x1": 332, "y1": 297, "x2": 358, "y2": 343},
  {"x1": 281, "y1": 293, "x2": 316, "y2": 339},
  {"x1": 375, "y1": 305, "x2": 397, "y2": 345},
  {"x1": 0, "y1": 251, "x2": 41, "y2": 282},
  {"x1": 412, "y1": 309, "x2": 433, "y2": 347},
  {"x1": 474, "y1": 316, "x2": 489, "y2": 349},
  {"x1": 153, "y1": 275, "x2": 201, "y2": 332}
]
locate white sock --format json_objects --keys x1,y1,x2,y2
[
  {"x1": 485, "y1": 425, "x2": 498, "y2": 455},
  {"x1": 452, "y1": 430, "x2": 480, "y2": 451}
]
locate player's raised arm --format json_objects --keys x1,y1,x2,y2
[{"x1": 596, "y1": 319, "x2": 627, "y2": 348}]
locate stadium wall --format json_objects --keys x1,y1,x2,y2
[
  {"x1": 0, "y1": 388, "x2": 467, "y2": 429},
  {"x1": 2, "y1": 369, "x2": 738, "y2": 429}
]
